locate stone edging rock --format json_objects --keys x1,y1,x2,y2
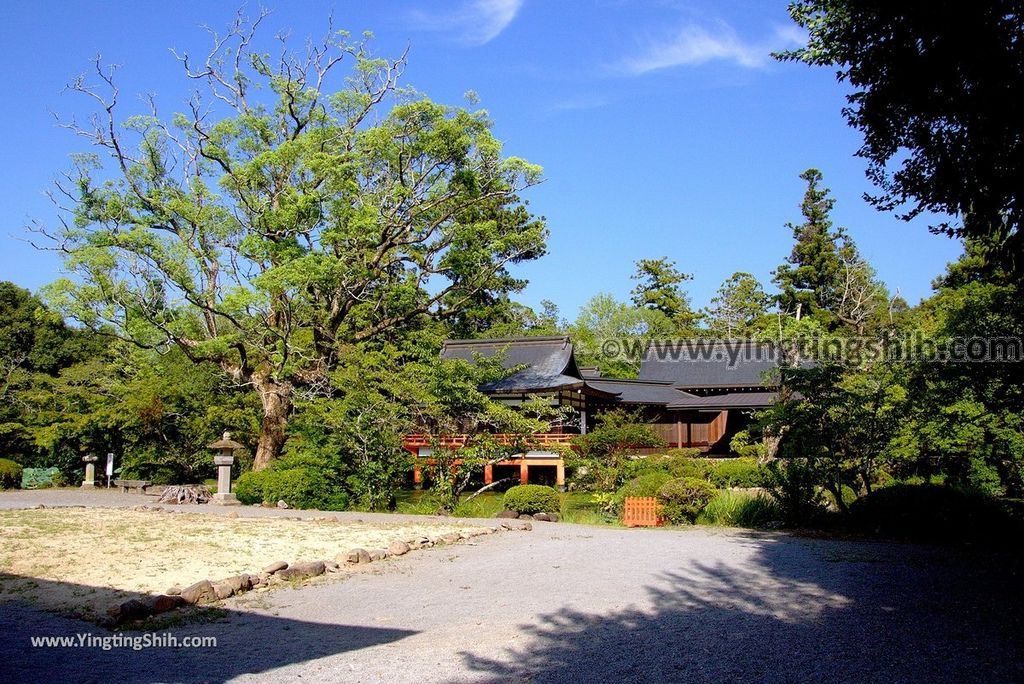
[{"x1": 102, "y1": 521, "x2": 531, "y2": 627}]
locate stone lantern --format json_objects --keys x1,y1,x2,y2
[
  {"x1": 81, "y1": 453, "x2": 98, "y2": 489},
  {"x1": 208, "y1": 432, "x2": 243, "y2": 506}
]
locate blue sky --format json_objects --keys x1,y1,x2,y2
[{"x1": 0, "y1": 0, "x2": 962, "y2": 319}]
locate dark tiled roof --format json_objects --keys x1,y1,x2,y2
[
  {"x1": 586, "y1": 378, "x2": 697, "y2": 405},
  {"x1": 668, "y1": 391, "x2": 779, "y2": 410},
  {"x1": 639, "y1": 340, "x2": 780, "y2": 389},
  {"x1": 440, "y1": 337, "x2": 617, "y2": 395}
]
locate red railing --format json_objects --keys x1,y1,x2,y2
[{"x1": 402, "y1": 433, "x2": 576, "y2": 450}]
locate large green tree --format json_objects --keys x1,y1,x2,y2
[
  {"x1": 630, "y1": 257, "x2": 699, "y2": 333},
  {"x1": 703, "y1": 272, "x2": 771, "y2": 338},
  {"x1": 778, "y1": 1, "x2": 1024, "y2": 274},
  {"x1": 41, "y1": 13, "x2": 547, "y2": 469}
]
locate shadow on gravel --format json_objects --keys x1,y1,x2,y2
[
  {"x1": 0, "y1": 574, "x2": 416, "y2": 684},
  {"x1": 462, "y1": 535, "x2": 1024, "y2": 683}
]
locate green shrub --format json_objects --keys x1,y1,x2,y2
[
  {"x1": 503, "y1": 484, "x2": 561, "y2": 515},
  {"x1": 705, "y1": 458, "x2": 764, "y2": 488},
  {"x1": 761, "y1": 458, "x2": 828, "y2": 525},
  {"x1": 697, "y1": 490, "x2": 781, "y2": 528},
  {"x1": 0, "y1": 459, "x2": 23, "y2": 489},
  {"x1": 657, "y1": 477, "x2": 716, "y2": 524},
  {"x1": 848, "y1": 484, "x2": 1022, "y2": 543},
  {"x1": 666, "y1": 456, "x2": 713, "y2": 481},
  {"x1": 20, "y1": 466, "x2": 61, "y2": 489},
  {"x1": 234, "y1": 467, "x2": 348, "y2": 510},
  {"x1": 613, "y1": 472, "x2": 673, "y2": 514}
]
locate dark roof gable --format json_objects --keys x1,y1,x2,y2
[
  {"x1": 440, "y1": 336, "x2": 604, "y2": 394},
  {"x1": 638, "y1": 340, "x2": 780, "y2": 389}
]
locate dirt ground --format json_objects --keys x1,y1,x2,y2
[{"x1": 0, "y1": 507, "x2": 476, "y2": 619}]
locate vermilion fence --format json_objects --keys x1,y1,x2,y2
[{"x1": 623, "y1": 497, "x2": 662, "y2": 527}]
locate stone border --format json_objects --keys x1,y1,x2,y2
[{"x1": 103, "y1": 520, "x2": 532, "y2": 627}]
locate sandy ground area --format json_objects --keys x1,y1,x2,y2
[{"x1": 0, "y1": 507, "x2": 476, "y2": 619}]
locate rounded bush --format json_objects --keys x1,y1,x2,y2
[
  {"x1": 0, "y1": 459, "x2": 23, "y2": 490},
  {"x1": 233, "y1": 467, "x2": 348, "y2": 510},
  {"x1": 849, "y1": 484, "x2": 1021, "y2": 543},
  {"x1": 613, "y1": 472, "x2": 673, "y2": 514},
  {"x1": 502, "y1": 484, "x2": 561, "y2": 515},
  {"x1": 657, "y1": 477, "x2": 717, "y2": 524}
]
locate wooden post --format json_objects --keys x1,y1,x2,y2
[
  {"x1": 519, "y1": 460, "x2": 529, "y2": 485},
  {"x1": 675, "y1": 416, "x2": 683, "y2": 448},
  {"x1": 413, "y1": 465, "x2": 422, "y2": 489},
  {"x1": 556, "y1": 461, "x2": 565, "y2": 491},
  {"x1": 484, "y1": 464, "x2": 493, "y2": 485}
]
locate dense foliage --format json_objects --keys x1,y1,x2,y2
[
  {"x1": 0, "y1": 458, "x2": 22, "y2": 489},
  {"x1": 656, "y1": 477, "x2": 717, "y2": 524},
  {"x1": 779, "y1": 0, "x2": 1024, "y2": 274}
]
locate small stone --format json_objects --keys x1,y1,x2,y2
[
  {"x1": 218, "y1": 574, "x2": 252, "y2": 593},
  {"x1": 518, "y1": 514, "x2": 535, "y2": 520},
  {"x1": 467, "y1": 528, "x2": 488, "y2": 537},
  {"x1": 277, "y1": 560, "x2": 326, "y2": 580},
  {"x1": 533, "y1": 513, "x2": 551, "y2": 522},
  {"x1": 323, "y1": 560, "x2": 341, "y2": 572},
  {"x1": 520, "y1": 522, "x2": 533, "y2": 531},
  {"x1": 387, "y1": 541, "x2": 411, "y2": 556},
  {"x1": 180, "y1": 579, "x2": 217, "y2": 605},
  {"x1": 495, "y1": 510, "x2": 518, "y2": 519},
  {"x1": 499, "y1": 522, "x2": 514, "y2": 530},
  {"x1": 166, "y1": 585, "x2": 182, "y2": 596},
  {"x1": 146, "y1": 594, "x2": 185, "y2": 614},
  {"x1": 212, "y1": 581, "x2": 235, "y2": 600},
  {"x1": 263, "y1": 560, "x2": 288, "y2": 574},
  {"x1": 107, "y1": 598, "x2": 151, "y2": 624},
  {"x1": 277, "y1": 500, "x2": 289, "y2": 509},
  {"x1": 368, "y1": 549, "x2": 387, "y2": 561},
  {"x1": 345, "y1": 548, "x2": 372, "y2": 564},
  {"x1": 441, "y1": 532, "x2": 462, "y2": 544}
]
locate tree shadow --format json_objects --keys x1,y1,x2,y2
[
  {"x1": 0, "y1": 573, "x2": 416, "y2": 684},
  {"x1": 461, "y1": 534, "x2": 1024, "y2": 683}
]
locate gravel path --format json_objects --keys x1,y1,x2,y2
[{"x1": 1, "y1": 490, "x2": 1022, "y2": 683}]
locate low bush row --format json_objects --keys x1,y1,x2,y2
[{"x1": 235, "y1": 467, "x2": 349, "y2": 510}]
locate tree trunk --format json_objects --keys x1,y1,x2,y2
[{"x1": 252, "y1": 376, "x2": 293, "y2": 471}]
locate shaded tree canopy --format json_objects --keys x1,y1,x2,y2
[
  {"x1": 778, "y1": 1, "x2": 1024, "y2": 274},
  {"x1": 39, "y1": 12, "x2": 548, "y2": 468}
]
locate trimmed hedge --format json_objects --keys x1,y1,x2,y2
[
  {"x1": 234, "y1": 467, "x2": 348, "y2": 510},
  {"x1": 503, "y1": 484, "x2": 561, "y2": 515},
  {"x1": 668, "y1": 457, "x2": 764, "y2": 488},
  {"x1": 0, "y1": 459, "x2": 23, "y2": 490},
  {"x1": 657, "y1": 477, "x2": 717, "y2": 524},
  {"x1": 848, "y1": 484, "x2": 1023, "y2": 543}
]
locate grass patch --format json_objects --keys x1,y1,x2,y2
[{"x1": 696, "y1": 490, "x2": 781, "y2": 528}]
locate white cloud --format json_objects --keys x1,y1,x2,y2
[
  {"x1": 409, "y1": 0, "x2": 524, "y2": 46},
  {"x1": 619, "y1": 22, "x2": 804, "y2": 75}
]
